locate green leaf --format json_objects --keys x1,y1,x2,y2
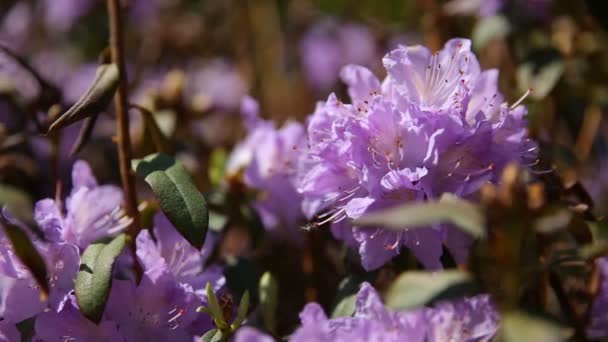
[
  {"x1": 208, "y1": 148, "x2": 227, "y2": 188},
  {"x1": 534, "y1": 210, "x2": 572, "y2": 234},
  {"x1": 499, "y1": 311, "x2": 567, "y2": 341},
  {"x1": 48, "y1": 63, "x2": 119, "y2": 133},
  {"x1": 201, "y1": 329, "x2": 223, "y2": 342},
  {"x1": 205, "y1": 282, "x2": 227, "y2": 329},
  {"x1": 0, "y1": 214, "x2": 49, "y2": 299},
  {"x1": 331, "y1": 276, "x2": 368, "y2": 318},
  {"x1": 331, "y1": 294, "x2": 356, "y2": 318},
  {"x1": 231, "y1": 290, "x2": 250, "y2": 330},
  {"x1": 354, "y1": 194, "x2": 485, "y2": 239},
  {"x1": 0, "y1": 184, "x2": 34, "y2": 225},
  {"x1": 133, "y1": 153, "x2": 209, "y2": 249},
  {"x1": 75, "y1": 234, "x2": 126, "y2": 323},
  {"x1": 472, "y1": 15, "x2": 511, "y2": 51},
  {"x1": 385, "y1": 270, "x2": 474, "y2": 310},
  {"x1": 517, "y1": 60, "x2": 564, "y2": 100},
  {"x1": 258, "y1": 272, "x2": 278, "y2": 333}
]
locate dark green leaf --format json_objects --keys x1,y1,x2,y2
[
  {"x1": 259, "y1": 272, "x2": 278, "y2": 332},
  {"x1": 47, "y1": 63, "x2": 119, "y2": 133},
  {"x1": 385, "y1": 270, "x2": 474, "y2": 310},
  {"x1": 133, "y1": 153, "x2": 209, "y2": 249},
  {"x1": 499, "y1": 311, "x2": 567, "y2": 341},
  {"x1": 75, "y1": 234, "x2": 126, "y2": 323},
  {"x1": 201, "y1": 329, "x2": 223, "y2": 342},
  {"x1": 0, "y1": 214, "x2": 48, "y2": 299},
  {"x1": 354, "y1": 194, "x2": 485, "y2": 239},
  {"x1": 231, "y1": 290, "x2": 250, "y2": 329}
]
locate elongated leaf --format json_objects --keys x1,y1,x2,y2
[
  {"x1": 205, "y1": 282, "x2": 228, "y2": 329},
  {"x1": 75, "y1": 234, "x2": 126, "y2": 323},
  {"x1": 231, "y1": 290, "x2": 250, "y2": 329},
  {"x1": 354, "y1": 194, "x2": 485, "y2": 239},
  {"x1": 0, "y1": 213, "x2": 48, "y2": 299},
  {"x1": 385, "y1": 270, "x2": 474, "y2": 310},
  {"x1": 133, "y1": 153, "x2": 209, "y2": 249},
  {"x1": 259, "y1": 272, "x2": 278, "y2": 332},
  {"x1": 47, "y1": 63, "x2": 119, "y2": 133},
  {"x1": 500, "y1": 311, "x2": 566, "y2": 341},
  {"x1": 201, "y1": 329, "x2": 223, "y2": 342}
]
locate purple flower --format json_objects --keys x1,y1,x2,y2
[
  {"x1": 0, "y1": 321, "x2": 20, "y2": 341},
  {"x1": 33, "y1": 297, "x2": 121, "y2": 342},
  {"x1": 588, "y1": 257, "x2": 608, "y2": 339},
  {"x1": 300, "y1": 20, "x2": 378, "y2": 91},
  {"x1": 41, "y1": 0, "x2": 95, "y2": 32},
  {"x1": 34, "y1": 160, "x2": 132, "y2": 249},
  {"x1": 234, "y1": 326, "x2": 275, "y2": 342},
  {"x1": 104, "y1": 274, "x2": 208, "y2": 340},
  {"x1": 297, "y1": 38, "x2": 537, "y2": 270},
  {"x1": 0, "y1": 212, "x2": 80, "y2": 323},
  {"x1": 287, "y1": 282, "x2": 498, "y2": 342},
  {"x1": 227, "y1": 97, "x2": 307, "y2": 242},
  {"x1": 187, "y1": 59, "x2": 248, "y2": 111},
  {"x1": 136, "y1": 212, "x2": 225, "y2": 296}
]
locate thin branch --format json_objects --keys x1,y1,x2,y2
[{"x1": 106, "y1": 0, "x2": 140, "y2": 238}]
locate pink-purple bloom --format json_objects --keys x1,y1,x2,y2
[
  {"x1": 297, "y1": 38, "x2": 537, "y2": 270},
  {"x1": 34, "y1": 160, "x2": 131, "y2": 249},
  {"x1": 227, "y1": 97, "x2": 307, "y2": 242},
  {"x1": 300, "y1": 20, "x2": 378, "y2": 91},
  {"x1": 235, "y1": 282, "x2": 499, "y2": 342}
]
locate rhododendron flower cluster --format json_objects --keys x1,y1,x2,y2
[
  {"x1": 296, "y1": 38, "x2": 537, "y2": 270},
  {"x1": 236, "y1": 282, "x2": 499, "y2": 342},
  {"x1": 0, "y1": 161, "x2": 224, "y2": 340}
]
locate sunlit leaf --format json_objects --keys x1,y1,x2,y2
[
  {"x1": 205, "y1": 282, "x2": 227, "y2": 329},
  {"x1": 133, "y1": 153, "x2": 209, "y2": 249},
  {"x1": 517, "y1": 60, "x2": 564, "y2": 100},
  {"x1": 385, "y1": 270, "x2": 474, "y2": 310},
  {"x1": 231, "y1": 290, "x2": 250, "y2": 329},
  {"x1": 499, "y1": 311, "x2": 568, "y2": 342},
  {"x1": 201, "y1": 329, "x2": 223, "y2": 342},
  {"x1": 259, "y1": 271, "x2": 278, "y2": 333},
  {"x1": 354, "y1": 194, "x2": 485, "y2": 239},
  {"x1": 0, "y1": 184, "x2": 33, "y2": 223},
  {"x1": 75, "y1": 234, "x2": 126, "y2": 323},
  {"x1": 472, "y1": 15, "x2": 511, "y2": 51}
]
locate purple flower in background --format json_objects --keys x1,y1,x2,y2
[
  {"x1": 136, "y1": 212, "x2": 224, "y2": 296},
  {"x1": 187, "y1": 59, "x2": 248, "y2": 111},
  {"x1": 300, "y1": 20, "x2": 378, "y2": 91},
  {"x1": 237, "y1": 282, "x2": 498, "y2": 342},
  {"x1": 34, "y1": 160, "x2": 132, "y2": 249},
  {"x1": 297, "y1": 38, "x2": 537, "y2": 270},
  {"x1": 588, "y1": 257, "x2": 608, "y2": 339},
  {"x1": 42, "y1": 0, "x2": 96, "y2": 32},
  {"x1": 444, "y1": 0, "x2": 504, "y2": 17},
  {"x1": 227, "y1": 97, "x2": 307, "y2": 242}
]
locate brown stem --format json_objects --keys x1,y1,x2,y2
[{"x1": 106, "y1": 0, "x2": 141, "y2": 238}]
